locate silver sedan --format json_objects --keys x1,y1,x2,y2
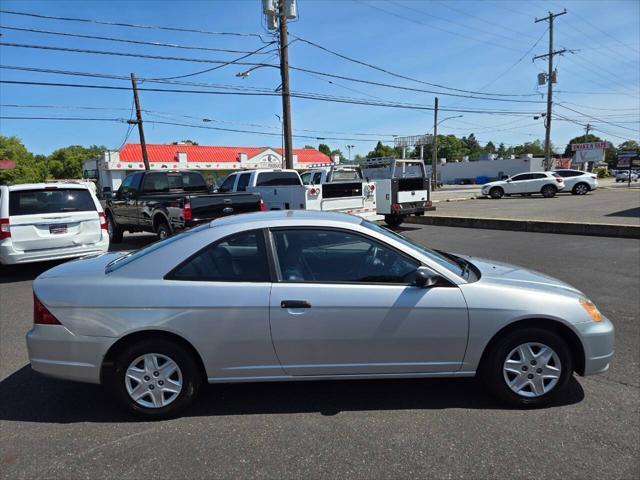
[{"x1": 27, "y1": 211, "x2": 614, "y2": 418}]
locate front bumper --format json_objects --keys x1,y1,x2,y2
[
  {"x1": 574, "y1": 316, "x2": 615, "y2": 376},
  {"x1": 26, "y1": 324, "x2": 115, "y2": 384},
  {"x1": 0, "y1": 236, "x2": 109, "y2": 265}
]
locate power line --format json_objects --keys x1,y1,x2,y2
[
  {"x1": 0, "y1": 79, "x2": 542, "y2": 115},
  {"x1": 0, "y1": 8, "x2": 267, "y2": 39},
  {"x1": 0, "y1": 25, "x2": 272, "y2": 54},
  {"x1": 556, "y1": 101, "x2": 640, "y2": 112},
  {"x1": 553, "y1": 113, "x2": 636, "y2": 142},
  {"x1": 556, "y1": 104, "x2": 640, "y2": 133}
]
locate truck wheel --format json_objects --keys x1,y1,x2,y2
[
  {"x1": 541, "y1": 185, "x2": 557, "y2": 198},
  {"x1": 155, "y1": 220, "x2": 171, "y2": 241},
  {"x1": 384, "y1": 215, "x2": 404, "y2": 228},
  {"x1": 106, "y1": 212, "x2": 123, "y2": 243}
]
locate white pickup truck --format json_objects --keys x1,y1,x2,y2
[
  {"x1": 301, "y1": 166, "x2": 378, "y2": 219},
  {"x1": 217, "y1": 169, "x2": 307, "y2": 211},
  {"x1": 361, "y1": 158, "x2": 433, "y2": 227}
]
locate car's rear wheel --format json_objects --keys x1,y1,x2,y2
[
  {"x1": 489, "y1": 187, "x2": 504, "y2": 199},
  {"x1": 572, "y1": 183, "x2": 590, "y2": 195},
  {"x1": 480, "y1": 327, "x2": 572, "y2": 407},
  {"x1": 384, "y1": 214, "x2": 404, "y2": 228},
  {"x1": 541, "y1": 184, "x2": 557, "y2": 198},
  {"x1": 106, "y1": 212, "x2": 123, "y2": 243},
  {"x1": 110, "y1": 339, "x2": 202, "y2": 418}
]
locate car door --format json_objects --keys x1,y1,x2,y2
[
  {"x1": 111, "y1": 173, "x2": 136, "y2": 226},
  {"x1": 503, "y1": 174, "x2": 528, "y2": 194},
  {"x1": 268, "y1": 227, "x2": 469, "y2": 376},
  {"x1": 164, "y1": 228, "x2": 278, "y2": 379},
  {"x1": 528, "y1": 173, "x2": 549, "y2": 192}
]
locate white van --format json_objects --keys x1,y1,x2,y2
[
  {"x1": 0, "y1": 183, "x2": 109, "y2": 265},
  {"x1": 218, "y1": 169, "x2": 307, "y2": 211}
]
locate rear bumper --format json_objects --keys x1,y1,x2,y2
[
  {"x1": 574, "y1": 316, "x2": 615, "y2": 376},
  {"x1": 26, "y1": 324, "x2": 114, "y2": 384},
  {"x1": 391, "y1": 203, "x2": 434, "y2": 216},
  {"x1": 0, "y1": 236, "x2": 109, "y2": 265}
]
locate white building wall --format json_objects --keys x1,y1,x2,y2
[{"x1": 427, "y1": 157, "x2": 545, "y2": 184}]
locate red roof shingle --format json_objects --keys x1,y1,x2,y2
[{"x1": 119, "y1": 144, "x2": 331, "y2": 164}]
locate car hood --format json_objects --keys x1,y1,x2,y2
[
  {"x1": 462, "y1": 255, "x2": 583, "y2": 296},
  {"x1": 37, "y1": 251, "x2": 127, "y2": 280},
  {"x1": 481, "y1": 181, "x2": 503, "y2": 189}
]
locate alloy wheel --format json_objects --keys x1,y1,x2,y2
[
  {"x1": 575, "y1": 184, "x2": 588, "y2": 195},
  {"x1": 503, "y1": 342, "x2": 561, "y2": 398},
  {"x1": 125, "y1": 353, "x2": 183, "y2": 408}
]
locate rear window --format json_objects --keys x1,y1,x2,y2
[
  {"x1": 330, "y1": 170, "x2": 361, "y2": 181},
  {"x1": 9, "y1": 188, "x2": 95, "y2": 216},
  {"x1": 256, "y1": 172, "x2": 302, "y2": 186}
]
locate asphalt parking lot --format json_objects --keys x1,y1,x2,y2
[{"x1": 1, "y1": 226, "x2": 638, "y2": 479}]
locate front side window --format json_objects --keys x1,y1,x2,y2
[
  {"x1": 312, "y1": 172, "x2": 322, "y2": 185},
  {"x1": 300, "y1": 172, "x2": 312, "y2": 185},
  {"x1": 236, "y1": 173, "x2": 251, "y2": 191},
  {"x1": 510, "y1": 174, "x2": 530, "y2": 181},
  {"x1": 168, "y1": 230, "x2": 270, "y2": 282},
  {"x1": 218, "y1": 174, "x2": 237, "y2": 193},
  {"x1": 272, "y1": 228, "x2": 419, "y2": 284}
]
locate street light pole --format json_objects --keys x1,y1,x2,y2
[{"x1": 346, "y1": 144, "x2": 354, "y2": 162}]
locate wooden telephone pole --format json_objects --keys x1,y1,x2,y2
[
  {"x1": 534, "y1": 10, "x2": 566, "y2": 171},
  {"x1": 278, "y1": 1, "x2": 294, "y2": 170},
  {"x1": 128, "y1": 73, "x2": 150, "y2": 170},
  {"x1": 431, "y1": 97, "x2": 438, "y2": 189}
]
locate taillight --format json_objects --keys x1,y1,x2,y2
[
  {"x1": 259, "y1": 199, "x2": 265, "y2": 211},
  {"x1": 556, "y1": 178, "x2": 563, "y2": 183},
  {"x1": 369, "y1": 184, "x2": 375, "y2": 192},
  {"x1": 33, "y1": 294, "x2": 61, "y2": 325},
  {"x1": 0, "y1": 218, "x2": 10, "y2": 240},
  {"x1": 391, "y1": 203, "x2": 401, "y2": 212},
  {"x1": 183, "y1": 200, "x2": 192, "y2": 221},
  {"x1": 309, "y1": 187, "x2": 319, "y2": 196},
  {"x1": 98, "y1": 212, "x2": 107, "y2": 231},
  {"x1": 424, "y1": 200, "x2": 432, "y2": 207}
]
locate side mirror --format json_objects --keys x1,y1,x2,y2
[
  {"x1": 415, "y1": 267, "x2": 442, "y2": 288},
  {"x1": 506, "y1": 179, "x2": 512, "y2": 183}
]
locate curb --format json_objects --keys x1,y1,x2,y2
[{"x1": 405, "y1": 215, "x2": 640, "y2": 239}]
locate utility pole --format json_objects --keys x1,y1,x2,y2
[
  {"x1": 534, "y1": 9, "x2": 566, "y2": 171},
  {"x1": 431, "y1": 97, "x2": 438, "y2": 189},
  {"x1": 278, "y1": 1, "x2": 294, "y2": 170},
  {"x1": 128, "y1": 73, "x2": 150, "y2": 170},
  {"x1": 584, "y1": 123, "x2": 593, "y2": 136}
]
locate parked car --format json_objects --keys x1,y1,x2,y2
[
  {"x1": 218, "y1": 169, "x2": 306, "y2": 211},
  {"x1": 482, "y1": 172, "x2": 565, "y2": 199},
  {"x1": 103, "y1": 170, "x2": 263, "y2": 242},
  {"x1": 615, "y1": 171, "x2": 639, "y2": 182},
  {"x1": 0, "y1": 182, "x2": 109, "y2": 265},
  {"x1": 27, "y1": 211, "x2": 613, "y2": 418},
  {"x1": 553, "y1": 169, "x2": 598, "y2": 195}
]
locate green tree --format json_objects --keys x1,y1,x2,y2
[
  {"x1": 0, "y1": 135, "x2": 45, "y2": 184},
  {"x1": 318, "y1": 143, "x2": 332, "y2": 156},
  {"x1": 496, "y1": 142, "x2": 507, "y2": 157},
  {"x1": 483, "y1": 141, "x2": 496, "y2": 154},
  {"x1": 460, "y1": 133, "x2": 482, "y2": 159},
  {"x1": 617, "y1": 140, "x2": 639, "y2": 151},
  {"x1": 330, "y1": 149, "x2": 345, "y2": 162},
  {"x1": 47, "y1": 145, "x2": 106, "y2": 179},
  {"x1": 513, "y1": 140, "x2": 545, "y2": 156},
  {"x1": 366, "y1": 141, "x2": 401, "y2": 158}
]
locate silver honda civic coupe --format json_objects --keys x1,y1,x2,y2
[{"x1": 27, "y1": 211, "x2": 614, "y2": 418}]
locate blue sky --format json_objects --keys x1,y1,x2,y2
[{"x1": 1, "y1": 0, "x2": 638, "y2": 157}]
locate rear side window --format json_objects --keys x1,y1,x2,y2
[
  {"x1": 168, "y1": 230, "x2": 270, "y2": 282},
  {"x1": 531, "y1": 173, "x2": 547, "y2": 179},
  {"x1": 9, "y1": 189, "x2": 95, "y2": 215},
  {"x1": 143, "y1": 173, "x2": 170, "y2": 192},
  {"x1": 256, "y1": 172, "x2": 302, "y2": 186},
  {"x1": 182, "y1": 172, "x2": 207, "y2": 191}
]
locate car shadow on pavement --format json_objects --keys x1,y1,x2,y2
[
  {"x1": 605, "y1": 207, "x2": 640, "y2": 218},
  {"x1": 0, "y1": 365, "x2": 584, "y2": 423},
  {"x1": 0, "y1": 261, "x2": 65, "y2": 284}
]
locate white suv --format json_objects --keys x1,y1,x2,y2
[
  {"x1": 553, "y1": 169, "x2": 598, "y2": 195},
  {"x1": 481, "y1": 172, "x2": 565, "y2": 199},
  {"x1": 0, "y1": 182, "x2": 109, "y2": 265}
]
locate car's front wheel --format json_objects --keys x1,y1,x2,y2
[
  {"x1": 489, "y1": 187, "x2": 504, "y2": 199},
  {"x1": 481, "y1": 328, "x2": 572, "y2": 407},
  {"x1": 110, "y1": 339, "x2": 202, "y2": 418}
]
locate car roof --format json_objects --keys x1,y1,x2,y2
[
  {"x1": 210, "y1": 210, "x2": 363, "y2": 228},
  {"x1": 4, "y1": 182, "x2": 91, "y2": 191}
]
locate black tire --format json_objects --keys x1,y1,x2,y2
[
  {"x1": 109, "y1": 338, "x2": 202, "y2": 419},
  {"x1": 489, "y1": 187, "x2": 504, "y2": 199},
  {"x1": 541, "y1": 184, "x2": 557, "y2": 198},
  {"x1": 106, "y1": 212, "x2": 123, "y2": 243},
  {"x1": 384, "y1": 214, "x2": 404, "y2": 228},
  {"x1": 480, "y1": 327, "x2": 572, "y2": 407},
  {"x1": 572, "y1": 182, "x2": 590, "y2": 195},
  {"x1": 155, "y1": 219, "x2": 171, "y2": 241}
]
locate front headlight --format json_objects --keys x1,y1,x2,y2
[{"x1": 580, "y1": 298, "x2": 603, "y2": 322}]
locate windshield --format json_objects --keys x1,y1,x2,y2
[
  {"x1": 105, "y1": 223, "x2": 209, "y2": 273},
  {"x1": 361, "y1": 221, "x2": 464, "y2": 276}
]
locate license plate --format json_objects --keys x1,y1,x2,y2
[{"x1": 49, "y1": 224, "x2": 68, "y2": 234}]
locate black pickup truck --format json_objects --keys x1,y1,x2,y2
[{"x1": 103, "y1": 170, "x2": 262, "y2": 242}]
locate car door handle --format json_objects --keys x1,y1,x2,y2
[{"x1": 281, "y1": 300, "x2": 311, "y2": 309}]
